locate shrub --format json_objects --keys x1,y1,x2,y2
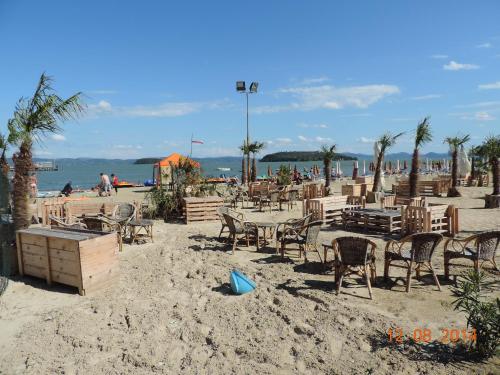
[{"x1": 452, "y1": 270, "x2": 500, "y2": 358}]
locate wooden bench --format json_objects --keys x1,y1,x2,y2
[
  {"x1": 393, "y1": 180, "x2": 450, "y2": 197},
  {"x1": 304, "y1": 195, "x2": 366, "y2": 224},
  {"x1": 380, "y1": 195, "x2": 426, "y2": 210},
  {"x1": 401, "y1": 204, "x2": 459, "y2": 236},
  {"x1": 183, "y1": 197, "x2": 224, "y2": 224}
]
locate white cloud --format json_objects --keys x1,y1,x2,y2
[
  {"x1": 51, "y1": 134, "x2": 66, "y2": 142},
  {"x1": 430, "y1": 54, "x2": 448, "y2": 59},
  {"x1": 455, "y1": 101, "x2": 500, "y2": 109},
  {"x1": 33, "y1": 150, "x2": 53, "y2": 156},
  {"x1": 314, "y1": 136, "x2": 333, "y2": 143},
  {"x1": 411, "y1": 94, "x2": 442, "y2": 100},
  {"x1": 299, "y1": 76, "x2": 330, "y2": 85},
  {"x1": 113, "y1": 145, "x2": 143, "y2": 150},
  {"x1": 87, "y1": 99, "x2": 228, "y2": 118},
  {"x1": 298, "y1": 135, "x2": 309, "y2": 142},
  {"x1": 478, "y1": 81, "x2": 500, "y2": 90},
  {"x1": 254, "y1": 83, "x2": 399, "y2": 114},
  {"x1": 297, "y1": 123, "x2": 328, "y2": 128},
  {"x1": 443, "y1": 61, "x2": 479, "y2": 71},
  {"x1": 275, "y1": 137, "x2": 292, "y2": 144},
  {"x1": 476, "y1": 42, "x2": 492, "y2": 48},
  {"x1": 357, "y1": 137, "x2": 375, "y2": 144},
  {"x1": 475, "y1": 112, "x2": 496, "y2": 121}
]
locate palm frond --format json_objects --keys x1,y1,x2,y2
[
  {"x1": 415, "y1": 117, "x2": 432, "y2": 148},
  {"x1": 444, "y1": 134, "x2": 471, "y2": 150},
  {"x1": 320, "y1": 144, "x2": 337, "y2": 161}
]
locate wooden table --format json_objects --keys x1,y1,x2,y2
[
  {"x1": 129, "y1": 219, "x2": 154, "y2": 244},
  {"x1": 342, "y1": 208, "x2": 402, "y2": 234}
]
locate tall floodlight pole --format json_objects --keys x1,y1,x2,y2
[{"x1": 236, "y1": 81, "x2": 258, "y2": 184}]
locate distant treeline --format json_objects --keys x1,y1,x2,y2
[
  {"x1": 260, "y1": 151, "x2": 356, "y2": 162},
  {"x1": 134, "y1": 158, "x2": 161, "y2": 165}
]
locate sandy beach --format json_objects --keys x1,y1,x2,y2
[{"x1": 0, "y1": 181, "x2": 498, "y2": 375}]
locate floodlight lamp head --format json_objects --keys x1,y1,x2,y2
[
  {"x1": 236, "y1": 81, "x2": 246, "y2": 92},
  {"x1": 249, "y1": 82, "x2": 258, "y2": 93}
]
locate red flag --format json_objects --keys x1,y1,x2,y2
[{"x1": 191, "y1": 140, "x2": 204, "y2": 144}]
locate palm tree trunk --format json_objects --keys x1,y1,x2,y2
[
  {"x1": 492, "y1": 156, "x2": 499, "y2": 196},
  {"x1": 324, "y1": 160, "x2": 331, "y2": 188},
  {"x1": 246, "y1": 154, "x2": 250, "y2": 185},
  {"x1": 12, "y1": 141, "x2": 32, "y2": 230},
  {"x1": 372, "y1": 154, "x2": 383, "y2": 192},
  {"x1": 447, "y1": 149, "x2": 461, "y2": 197},
  {"x1": 409, "y1": 148, "x2": 419, "y2": 197},
  {"x1": 251, "y1": 156, "x2": 257, "y2": 182},
  {"x1": 241, "y1": 157, "x2": 247, "y2": 184}
]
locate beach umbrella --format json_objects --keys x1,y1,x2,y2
[
  {"x1": 396, "y1": 160, "x2": 400, "y2": 172},
  {"x1": 363, "y1": 160, "x2": 366, "y2": 175},
  {"x1": 458, "y1": 145, "x2": 471, "y2": 177},
  {"x1": 267, "y1": 165, "x2": 272, "y2": 177},
  {"x1": 426, "y1": 158, "x2": 430, "y2": 171},
  {"x1": 403, "y1": 160, "x2": 408, "y2": 170},
  {"x1": 388, "y1": 161, "x2": 392, "y2": 173}
]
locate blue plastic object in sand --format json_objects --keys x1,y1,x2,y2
[{"x1": 230, "y1": 269, "x2": 256, "y2": 295}]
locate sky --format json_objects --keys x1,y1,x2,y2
[{"x1": 0, "y1": 1, "x2": 499, "y2": 159}]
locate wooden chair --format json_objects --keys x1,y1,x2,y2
[
  {"x1": 444, "y1": 231, "x2": 500, "y2": 279},
  {"x1": 384, "y1": 232, "x2": 443, "y2": 292},
  {"x1": 223, "y1": 213, "x2": 259, "y2": 254},
  {"x1": 280, "y1": 220, "x2": 322, "y2": 261},
  {"x1": 275, "y1": 214, "x2": 312, "y2": 253},
  {"x1": 333, "y1": 237, "x2": 377, "y2": 299}
]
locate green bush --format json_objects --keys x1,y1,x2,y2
[
  {"x1": 452, "y1": 270, "x2": 500, "y2": 358},
  {"x1": 277, "y1": 164, "x2": 291, "y2": 186}
]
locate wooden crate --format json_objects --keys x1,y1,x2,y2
[
  {"x1": 341, "y1": 184, "x2": 362, "y2": 197},
  {"x1": 16, "y1": 227, "x2": 119, "y2": 295},
  {"x1": 360, "y1": 183, "x2": 373, "y2": 196},
  {"x1": 304, "y1": 195, "x2": 366, "y2": 224},
  {"x1": 355, "y1": 176, "x2": 373, "y2": 184},
  {"x1": 401, "y1": 204, "x2": 459, "y2": 236},
  {"x1": 183, "y1": 197, "x2": 224, "y2": 224}
]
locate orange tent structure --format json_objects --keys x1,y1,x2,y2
[{"x1": 153, "y1": 153, "x2": 200, "y2": 188}]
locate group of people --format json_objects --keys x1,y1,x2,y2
[{"x1": 60, "y1": 173, "x2": 120, "y2": 197}]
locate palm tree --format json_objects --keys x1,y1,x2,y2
[
  {"x1": 0, "y1": 132, "x2": 9, "y2": 178},
  {"x1": 409, "y1": 117, "x2": 432, "y2": 197},
  {"x1": 320, "y1": 144, "x2": 336, "y2": 192},
  {"x1": 7, "y1": 73, "x2": 84, "y2": 230},
  {"x1": 372, "y1": 132, "x2": 404, "y2": 192},
  {"x1": 444, "y1": 134, "x2": 470, "y2": 197},
  {"x1": 248, "y1": 141, "x2": 265, "y2": 182},
  {"x1": 480, "y1": 135, "x2": 500, "y2": 207},
  {"x1": 239, "y1": 141, "x2": 250, "y2": 184}
]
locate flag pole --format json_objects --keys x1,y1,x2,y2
[{"x1": 190, "y1": 134, "x2": 193, "y2": 157}]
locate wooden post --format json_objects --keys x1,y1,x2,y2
[
  {"x1": 44, "y1": 237, "x2": 52, "y2": 285},
  {"x1": 16, "y1": 232, "x2": 24, "y2": 276}
]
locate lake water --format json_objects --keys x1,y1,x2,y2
[{"x1": 29, "y1": 157, "x2": 403, "y2": 191}]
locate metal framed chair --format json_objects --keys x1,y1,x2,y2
[
  {"x1": 333, "y1": 237, "x2": 377, "y2": 299},
  {"x1": 444, "y1": 231, "x2": 500, "y2": 279},
  {"x1": 384, "y1": 232, "x2": 443, "y2": 292},
  {"x1": 280, "y1": 220, "x2": 322, "y2": 261}
]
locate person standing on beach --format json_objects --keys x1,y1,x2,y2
[
  {"x1": 111, "y1": 174, "x2": 118, "y2": 194},
  {"x1": 100, "y1": 173, "x2": 111, "y2": 196}
]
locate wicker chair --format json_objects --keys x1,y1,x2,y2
[
  {"x1": 333, "y1": 237, "x2": 377, "y2": 299},
  {"x1": 280, "y1": 220, "x2": 322, "y2": 261},
  {"x1": 275, "y1": 214, "x2": 312, "y2": 253},
  {"x1": 260, "y1": 190, "x2": 280, "y2": 212},
  {"x1": 384, "y1": 232, "x2": 443, "y2": 292},
  {"x1": 49, "y1": 215, "x2": 87, "y2": 230},
  {"x1": 217, "y1": 207, "x2": 243, "y2": 240},
  {"x1": 444, "y1": 231, "x2": 500, "y2": 279},
  {"x1": 223, "y1": 213, "x2": 259, "y2": 254},
  {"x1": 107, "y1": 203, "x2": 136, "y2": 238},
  {"x1": 81, "y1": 215, "x2": 123, "y2": 251}
]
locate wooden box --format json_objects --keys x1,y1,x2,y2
[
  {"x1": 16, "y1": 227, "x2": 119, "y2": 295},
  {"x1": 355, "y1": 176, "x2": 373, "y2": 184},
  {"x1": 183, "y1": 197, "x2": 224, "y2": 224},
  {"x1": 360, "y1": 183, "x2": 373, "y2": 196},
  {"x1": 341, "y1": 184, "x2": 362, "y2": 197}
]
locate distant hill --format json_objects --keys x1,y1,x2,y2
[
  {"x1": 341, "y1": 152, "x2": 450, "y2": 161},
  {"x1": 134, "y1": 158, "x2": 162, "y2": 165},
  {"x1": 260, "y1": 151, "x2": 356, "y2": 162}
]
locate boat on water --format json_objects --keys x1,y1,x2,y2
[{"x1": 216, "y1": 167, "x2": 231, "y2": 171}]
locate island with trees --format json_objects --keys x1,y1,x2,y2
[
  {"x1": 260, "y1": 151, "x2": 356, "y2": 163},
  {"x1": 134, "y1": 158, "x2": 162, "y2": 165}
]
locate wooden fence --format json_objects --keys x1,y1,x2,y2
[
  {"x1": 303, "y1": 195, "x2": 366, "y2": 224},
  {"x1": 401, "y1": 204, "x2": 459, "y2": 236}
]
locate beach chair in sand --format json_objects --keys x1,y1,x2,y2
[
  {"x1": 384, "y1": 232, "x2": 443, "y2": 292},
  {"x1": 333, "y1": 237, "x2": 377, "y2": 299},
  {"x1": 223, "y1": 213, "x2": 259, "y2": 254},
  {"x1": 217, "y1": 206, "x2": 243, "y2": 241},
  {"x1": 275, "y1": 214, "x2": 312, "y2": 254},
  {"x1": 280, "y1": 220, "x2": 322, "y2": 261},
  {"x1": 444, "y1": 231, "x2": 500, "y2": 280}
]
